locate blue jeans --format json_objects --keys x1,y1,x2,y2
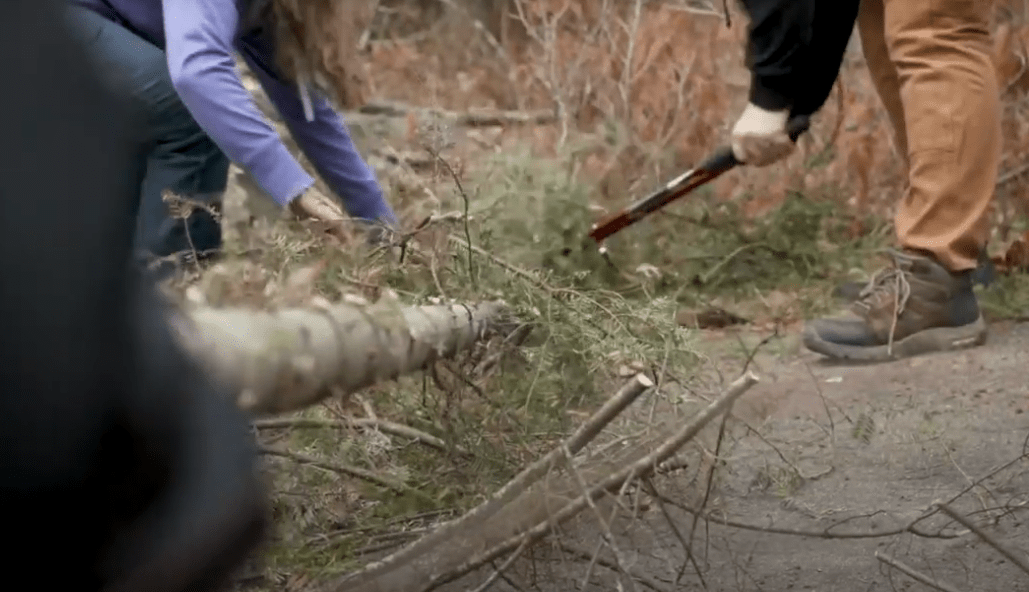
[{"x1": 65, "y1": 6, "x2": 228, "y2": 261}]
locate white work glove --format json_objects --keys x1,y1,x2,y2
[{"x1": 731, "y1": 103, "x2": 794, "y2": 167}]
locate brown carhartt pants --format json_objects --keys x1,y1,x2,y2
[{"x1": 857, "y1": 0, "x2": 1001, "y2": 271}]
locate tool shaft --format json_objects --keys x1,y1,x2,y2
[{"x1": 588, "y1": 115, "x2": 810, "y2": 244}]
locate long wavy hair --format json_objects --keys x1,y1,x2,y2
[{"x1": 265, "y1": 0, "x2": 374, "y2": 109}]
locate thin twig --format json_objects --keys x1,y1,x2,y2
[
  {"x1": 687, "y1": 371, "x2": 830, "y2": 484},
  {"x1": 910, "y1": 450, "x2": 1029, "y2": 535},
  {"x1": 412, "y1": 373, "x2": 760, "y2": 592},
  {"x1": 557, "y1": 541, "x2": 668, "y2": 592},
  {"x1": 449, "y1": 235, "x2": 544, "y2": 286},
  {"x1": 469, "y1": 539, "x2": 530, "y2": 592},
  {"x1": 943, "y1": 447, "x2": 994, "y2": 517},
  {"x1": 329, "y1": 374, "x2": 654, "y2": 592},
  {"x1": 321, "y1": 509, "x2": 453, "y2": 540},
  {"x1": 642, "y1": 478, "x2": 706, "y2": 588},
  {"x1": 936, "y1": 502, "x2": 1029, "y2": 576},
  {"x1": 351, "y1": 537, "x2": 417, "y2": 558},
  {"x1": 315, "y1": 526, "x2": 430, "y2": 551},
  {"x1": 688, "y1": 390, "x2": 734, "y2": 555},
  {"x1": 874, "y1": 552, "x2": 965, "y2": 592},
  {"x1": 738, "y1": 329, "x2": 778, "y2": 377},
  {"x1": 649, "y1": 492, "x2": 960, "y2": 540},
  {"x1": 664, "y1": 4, "x2": 724, "y2": 18},
  {"x1": 397, "y1": 210, "x2": 466, "y2": 259},
  {"x1": 618, "y1": 0, "x2": 644, "y2": 127},
  {"x1": 998, "y1": 162, "x2": 1029, "y2": 186},
  {"x1": 253, "y1": 417, "x2": 462, "y2": 454},
  {"x1": 259, "y1": 446, "x2": 434, "y2": 504},
  {"x1": 699, "y1": 243, "x2": 766, "y2": 287},
  {"x1": 434, "y1": 0, "x2": 513, "y2": 68},
  {"x1": 424, "y1": 146, "x2": 476, "y2": 287},
  {"x1": 563, "y1": 444, "x2": 639, "y2": 592},
  {"x1": 576, "y1": 539, "x2": 604, "y2": 591},
  {"x1": 802, "y1": 362, "x2": 838, "y2": 442}
]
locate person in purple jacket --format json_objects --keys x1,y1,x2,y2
[{"x1": 64, "y1": 0, "x2": 398, "y2": 266}]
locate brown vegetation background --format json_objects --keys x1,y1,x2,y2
[{"x1": 345, "y1": 0, "x2": 1029, "y2": 262}]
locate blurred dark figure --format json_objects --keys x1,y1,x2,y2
[{"x1": 0, "y1": 0, "x2": 268, "y2": 590}]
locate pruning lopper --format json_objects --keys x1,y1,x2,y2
[{"x1": 587, "y1": 115, "x2": 812, "y2": 253}]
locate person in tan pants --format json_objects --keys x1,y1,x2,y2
[{"x1": 732, "y1": 0, "x2": 1000, "y2": 362}]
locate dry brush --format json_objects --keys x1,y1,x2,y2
[{"x1": 322, "y1": 371, "x2": 760, "y2": 592}]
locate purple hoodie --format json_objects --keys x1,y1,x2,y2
[{"x1": 70, "y1": 0, "x2": 396, "y2": 225}]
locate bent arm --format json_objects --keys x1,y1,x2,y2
[
  {"x1": 238, "y1": 41, "x2": 397, "y2": 226},
  {"x1": 161, "y1": 0, "x2": 313, "y2": 207},
  {"x1": 739, "y1": 0, "x2": 860, "y2": 117}
]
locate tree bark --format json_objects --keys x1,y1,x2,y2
[{"x1": 168, "y1": 299, "x2": 513, "y2": 417}]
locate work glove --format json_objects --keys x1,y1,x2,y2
[{"x1": 730, "y1": 102, "x2": 795, "y2": 167}]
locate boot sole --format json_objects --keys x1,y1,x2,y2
[{"x1": 802, "y1": 316, "x2": 988, "y2": 363}]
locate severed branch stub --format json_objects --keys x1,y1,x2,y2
[{"x1": 169, "y1": 299, "x2": 514, "y2": 417}]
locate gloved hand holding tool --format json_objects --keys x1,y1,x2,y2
[
  {"x1": 731, "y1": 103, "x2": 798, "y2": 167},
  {"x1": 587, "y1": 113, "x2": 810, "y2": 246}
]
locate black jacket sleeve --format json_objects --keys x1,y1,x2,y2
[
  {"x1": 739, "y1": 0, "x2": 861, "y2": 118},
  {"x1": 0, "y1": 0, "x2": 268, "y2": 589}
]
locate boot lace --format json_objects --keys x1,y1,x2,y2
[{"x1": 855, "y1": 250, "x2": 913, "y2": 355}]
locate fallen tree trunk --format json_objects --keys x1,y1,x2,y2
[{"x1": 169, "y1": 299, "x2": 513, "y2": 416}]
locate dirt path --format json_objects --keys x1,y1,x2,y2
[
  {"x1": 473, "y1": 320, "x2": 1029, "y2": 592},
  {"x1": 677, "y1": 320, "x2": 1029, "y2": 591}
]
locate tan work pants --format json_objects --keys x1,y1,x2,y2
[{"x1": 857, "y1": 0, "x2": 1001, "y2": 271}]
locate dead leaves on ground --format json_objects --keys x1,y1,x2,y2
[
  {"x1": 675, "y1": 306, "x2": 749, "y2": 330},
  {"x1": 992, "y1": 230, "x2": 1029, "y2": 274}
]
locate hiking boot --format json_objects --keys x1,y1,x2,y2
[
  {"x1": 833, "y1": 250, "x2": 996, "y2": 302},
  {"x1": 803, "y1": 249, "x2": 987, "y2": 362}
]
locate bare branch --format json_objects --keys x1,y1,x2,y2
[
  {"x1": 468, "y1": 539, "x2": 530, "y2": 592},
  {"x1": 329, "y1": 373, "x2": 655, "y2": 592},
  {"x1": 874, "y1": 552, "x2": 965, "y2": 592},
  {"x1": 557, "y1": 541, "x2": 668, "y2": 592},
  {"x1": 260, "y1": 446, "x2": 434, "y2": 504},
  {"x1": 410, "y1": 372, "x2": 759, "y2": 592},
  {"x1": 170, "y1": 299, "x2": 513, "y2": 416},
  {"x1": 936, "y1": 502, "x2": 1029, "y2": 577},
  {"x1": 649, "y1": 492, "x2": 960, "y2": 541},
  {"x1": 641, "y1": 478, "x2": 705, "y2": 587},
  {"x1": 564, "y1": 443, "x2": 639, "y2": 592},
  {"x1": 253, "y1": 417, "x2": 460, "y2": 454}
]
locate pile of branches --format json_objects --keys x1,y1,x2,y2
[{"x1": 173, "y1": 272, "x2": 760, "y2": 592}]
